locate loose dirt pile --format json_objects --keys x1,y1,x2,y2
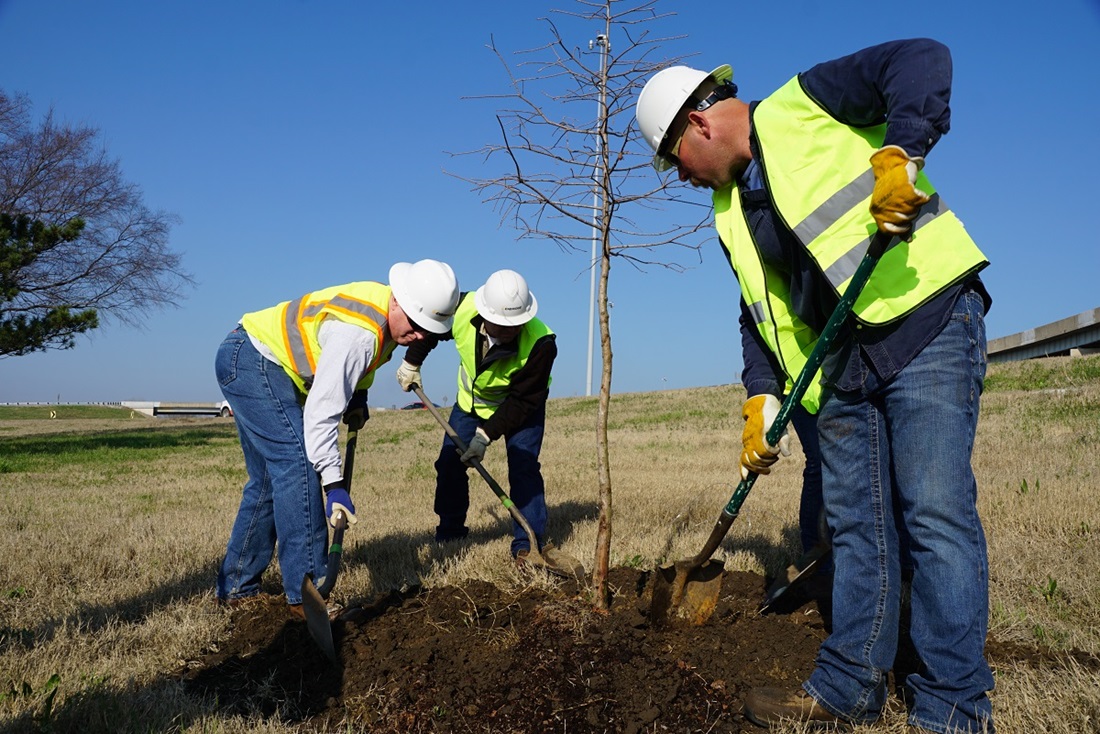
[{"x1": 178, "y1": 568, "x2": 1089, "y2": 733}]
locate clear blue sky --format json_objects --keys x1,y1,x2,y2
[{"x1": 2, "y1": 1, "x2": 1098, "y2": 408}]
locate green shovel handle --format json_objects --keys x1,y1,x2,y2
[{"x1": 691, "y1": 230, "x2": 891, "y2": 566}]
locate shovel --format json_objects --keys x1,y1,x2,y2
[
  {"x1": 760, "y1": 509, "x2": 832, "y2": 613},
  {"x1": 413, "y1": 385, "x2": 586, "y2": 581},
  {"x1": 301, "y1": 425, "x2": 358, "y2": 663},
  {"x1": 651, "y1": 230, "x2": 890, "y2": 626}
]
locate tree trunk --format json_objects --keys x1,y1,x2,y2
[{"x1": 592, "y1": 226, "x2": 614, "y2": 610}]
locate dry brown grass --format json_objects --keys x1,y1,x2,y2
[{"x1": 1, "y1": 354, "x2": 1098, "y2": 732}]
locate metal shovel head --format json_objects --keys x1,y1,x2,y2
[
  {"x1": 537, "y1": 543, "x2": 586, "y2": 581},
  {"x1": 649, "y1": 559, "x2": 724, "y2": 627},
  {"x1": 760, "y1": 543, "x2": 831, "y2": 614},
  {"x1": 301, "y1": 574, "x2": 337, "y2": 664}
]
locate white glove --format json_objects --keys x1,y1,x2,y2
[
  {"x1": 395, "y1": 360, "x2": 422, "y2": 392},
  {"x1": 740, "y1": 395, "x2": 791, "y2": 480},
  {"x1": 460, "y1": 427, "x2": 491, "y2": 466}
]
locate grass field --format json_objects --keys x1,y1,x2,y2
[{"x1": 1, "y1": 355, "x2": 1098, "y2": 732}]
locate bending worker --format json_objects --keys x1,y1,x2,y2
[
  {"x1": 214, "y1": 260, "x2": 460, "y2": 618},
  {"x1": 636, "y1": 39, "x2": 994, "y2": 733},
  {"x1": 397, "y1": 269, "x2": 557, "y2": 566}
]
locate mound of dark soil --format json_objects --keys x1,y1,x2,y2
[
  {"x1": 177, "y1": 567, "x2": 1093, "y2": 733},
  {"x1": 180, "y1": 568, "x2": 825, "y2": 732}
]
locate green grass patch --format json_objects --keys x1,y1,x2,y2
[
  {"x1": 985, "y1": 355, "x2": 1100, "y2": 392},
  {"x1": 0, "y1": 425, "x2": 238, "y2": 473},
  {"x1": 610, "y1": 408, "x2": 719, "y2": 429},
  {"x1": 548, "y1": 398, "x2": 598, "y2": 418},
  {"x1": 0, "y1": 405, "x2": 138, "y2": 420}
]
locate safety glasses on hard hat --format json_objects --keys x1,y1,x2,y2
[{"x1": 657, "y1": 80, "x2": 739, "y2": 170}]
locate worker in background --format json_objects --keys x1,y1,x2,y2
[
  {"x1": 397, "y1": 269, "x2": 557, "y2": 567},
  {"x1": 214, "y1": 260, "x2": 460, "y2": 618},
  {"x1": 636, "y1": 39, "x2": 994, "y2": 733}
]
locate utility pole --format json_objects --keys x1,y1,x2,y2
[{"x1": 586, "y1": 32, "x2": 609, "y2": 397}]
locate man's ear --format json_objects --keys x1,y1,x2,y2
[{"x1": 687, "y1": 110, "x2": 711, "y2": 140}]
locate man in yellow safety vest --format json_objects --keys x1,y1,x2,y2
[
  {"x1": 637, "y1": 39, "x2": 994, "y2": 733},
  {"x1": 396, "y1": 269, "x2": 557, "y2": 566},
  {"x1": 214, "y1": 259, "x2": 459, "y2": 619}
]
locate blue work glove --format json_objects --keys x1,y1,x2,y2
[
  {"x1": 459, "y1": 427, "x2": 491, "y2": 466},
  {"x1": 324, "y1": 485, "x2": 358, "y2": 528},
  {"x1": 342, "y1": 390, "x2": 369, "y2": 431}
]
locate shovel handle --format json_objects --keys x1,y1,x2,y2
[
  {"x1": 316, "y1": 427, "x2": 356, "y2": 599},
  {"x1": 694, "y1": 230, "x2": 892, "y2": 567},
  {"x1": 412, "y1": 385, "x2": 542, "y2": 550}
]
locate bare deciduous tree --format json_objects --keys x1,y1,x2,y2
[
  {"x1": 0, "y1": 89, "x2": 192, "y2": 357},
  {"x1": 451, "y1": 0, "x2": 710, "y2": 608}
]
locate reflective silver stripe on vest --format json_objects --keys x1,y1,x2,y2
[
  {"x1": 747, "y1": 299, "x2": 767, "y2": 326},
  {"x1": 327, "y1": 295, "x2": 388, "y2": 328},
  {"x1": 789, "y1": 178, "x2": 946, "y2": 289},
  {"x1": 791, "y1": 169, "x2": 877, "y2": 246},
  {"x1": 284, "y1": 295, "x2": 387, "y2": 385},
  {"x1": 283, "y1": 297, "x2": 314, "y2": 381}
]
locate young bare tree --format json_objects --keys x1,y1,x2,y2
[
  {"x1": 0, "y1": 90, "x2": 192, "y2": 357},
  {"x1": 453, "y1": 0, "x2": 709, "y2": 608}
]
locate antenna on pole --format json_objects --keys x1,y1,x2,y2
[{"x1": 586, "y1": 32, "x2": 609, "y2": 397}]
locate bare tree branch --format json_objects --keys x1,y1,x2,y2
[
  {"x1": 0, "y1": 89, "x2": 193, "y2": 355},
  {"x1": 446, "y1": 0, "x2": 708, "y2": 609}
]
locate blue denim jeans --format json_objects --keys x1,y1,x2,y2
[
  {"x1": 804, "y1": 290, "x2": 995, "y2": 733},
  {"x1": 214, "y1": 328, "x2": 328, "y2": 605},
  {"x1": 790, "y1": 404, "x2": 825, "y2": 554},
  {"x1": 434, "y1": 404, "x2": 548, "y2": 556}
]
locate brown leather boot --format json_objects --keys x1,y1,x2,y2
[
  {"x1": 743, "y1": 687, "x2": 850, "y2": 729},
  {"x1": 287, "y1": 602, "x2": 343, "y2": 621}
]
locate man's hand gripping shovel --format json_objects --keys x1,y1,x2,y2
[
  {"x1": 650, "y1": 230, "x2": 890, "y2": 626},
  {"x1": 412, "y1": 385, "x2": 586, "y2": 582},
  {"x1": 301, "y1": 426, "x2": 358, "y2": 664}
]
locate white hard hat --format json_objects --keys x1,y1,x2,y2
[
  {"x1": 389, "y1": 259, "x2": 460, "y2": 334},
  {"x1": 474, "y1": 269, "x2": 538, "y2": 326},
  {"x1": 636, "y1": 64, "x2": 733, "y2": 171}
]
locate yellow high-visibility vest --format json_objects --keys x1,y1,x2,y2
[
  {"x1": 241, "y1": 282, "x2": 396, "y2": 393},
  {"x1": 453, "y1": 293, "x2": 554, "y2": 418},
  {"x1": 714, "y1": 75, "x2": 988, "y2": 412}
]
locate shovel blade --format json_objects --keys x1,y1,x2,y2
[
  {"x1": 537, "y1": 543, "x2": 586, "y2": 581},
  {"x1": 649, "y1": 559, "x2": 724, "y2": 627},
  {"x1": 301, "y1": 575, "x2": 337, "y2": 664},
  {"x1": 759, "y1": 544, "x2": 831, "y2": 614}
]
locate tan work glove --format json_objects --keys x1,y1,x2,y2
[
  {"x1": 740, "y1": 394, "x2": 791, "y2": 480},
  {"x1": 869, "y1": 145, "x2": 931, "y2": 236},
  {"x1": 395, "y1": 360, "x2": 422, "y2": 392}
]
